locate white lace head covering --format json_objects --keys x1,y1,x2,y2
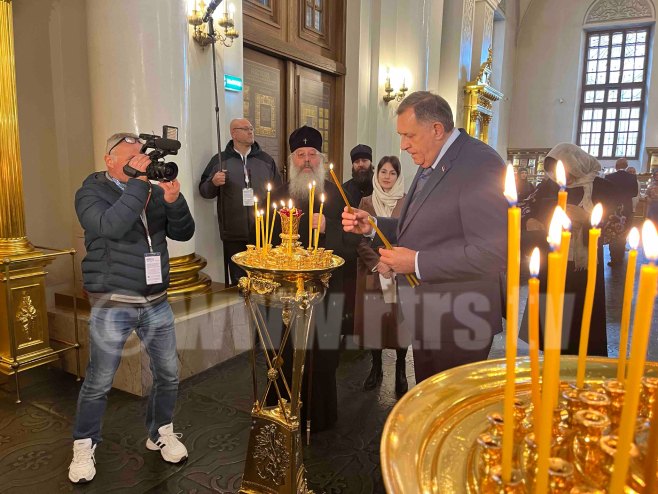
[{"x1": 546, "y1": 143, "x2": 602, "y2": 270}]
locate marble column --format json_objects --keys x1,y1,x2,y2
[{"x1": 85, "y1": 0, "x2": 210, "y2": 293}]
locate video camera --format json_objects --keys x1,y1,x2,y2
[{"x1": 123, "y1": 125, "x2": 180, "y2": 182}]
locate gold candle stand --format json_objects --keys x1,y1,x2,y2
[
  {"x1": 381, "y1": 356, "x2": 658, "y2": 493},
  {"x1": 234, "y1": 208, "x2": 344, "y2": 494}
]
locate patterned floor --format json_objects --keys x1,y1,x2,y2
[{"x1": 1, "y1": 247, "x2": 657, "y2": 493}]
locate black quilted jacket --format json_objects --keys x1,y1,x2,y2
[{"x1": 75, "y1": 172, "x2": 195, "y2": 296}]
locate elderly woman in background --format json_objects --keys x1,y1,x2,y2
[
  {"x1": 354, "y1": 156, "x2": 411, "y2": 396},
  {"x1": 520, "y1": 143, "x2": 620, "y2": 356}
]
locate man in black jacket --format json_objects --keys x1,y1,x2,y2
[
  {"x1": 199, "y1": 118, "x2": 281, "y2": 285},
  {"x1": 69, "y1": 133, "x2": 194, "y2": 484},
  {"x1": 606, "y1": 158, "x2": 639, "y2": 265},
  {"x1": 343, "y1": 143, "x2": 374, "y2": 206}
]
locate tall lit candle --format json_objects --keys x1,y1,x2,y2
[
  {"x1": 266, "y1": 183, "x2": 271, "y2": 246},
  {"x1": 254, "y1": 210, "x2": 259, "y2": 250},
  {"x1": 253, "y1": 196, "x2": 259, "y2": 242},
  {"x1": 535, "y1": 210, "x2": 565, "y2": 494},
  {"x1": 617, "y1": 227, "x2": 640, "y2": 382},
  {"x1": 502, "y1": 164, "x2": 520, "y2": 483},
  {"x1": 576, "y1": 203, "x2": 603, "y2": 388},
  {"x1": 288, "y1": 199, "x2": 294, "y2": 257},
  {"x1": 556, "y1": 160, "x2": 567, "y2": 210},
  {"x1": 308, "y1": 181, "x2": 316, "y2": 249},
  {"x1": 329, "y1": 163, "x2": 353, "y2": 213},
  {"x1": 268, "y1": 204, "x2": 277, "y2": 246},
  {"x1": 314, "y1": 193, "x2": 325, "y2": 251},
  {"x1": 609, "y1": 220, "x2": 658, "y2": 493},
  {"x1": 528, "y1": 247, "x2": 541, "y2": 430},
  {"x1": 260, "y1": 210, "x2": 266, "y2": 251},
  {"x1": 557, "y1": 206, "x2": 572, "y2": 288}
]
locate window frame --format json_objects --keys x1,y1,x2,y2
[{"x1": 577, "y1": 26, "x2": 651, "y2": 160}]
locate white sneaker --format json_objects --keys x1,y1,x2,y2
[
  {"x1": 146, "y1": 423, "x2": 188, "y2": 463},
  {"x1": 68, "y1": 438, "x2": 96, "y2": 484}
]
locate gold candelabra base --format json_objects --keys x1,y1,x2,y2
[{"x1": 381, "y1": 356, "x2": 658, "y2": 493}]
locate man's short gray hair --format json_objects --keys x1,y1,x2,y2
[
  {"x1": 105, "y1": 132, "x2": 139, "y2": 154},
  {"x1": 396, "y1": 91, "x2": 454, "y2": 132}
]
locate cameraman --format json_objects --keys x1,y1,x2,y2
[{"x1": 68, "y1": 132, "x2": 194, "y2": 484}]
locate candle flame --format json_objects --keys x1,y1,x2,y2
[
  {"x1": 267, "y1": 183, "x2": 271, "y2": 191},
  {"x1": 321, "y1": 193, "x2": 325, "y2": 203},
  {"x1": 260, "y1": 209, "x2": 264, "y2": 215},
  {"x1": 556, "y1": 160, "x2": 566, "y2": 188},
  {"x1": 547, "y1": 207, "x2": 564, "y2": 250},
  {"x1": 288, "y1": 199, "x2": 293, "y2": 209},
  {"x1": 329, "y1": 163, "x2": 334, "y2": 170},
  {"x1": 641, "y1": 220, "x2": 658, "y2": 261},
  {"x1": 628, "y1": 227, "x2": 640, "y2": 250},
  {"x1": 529, "y1": 247, "x2": 540, "y2": 277},
  {"x1": 504, "y1": 164, "x2": 518, "y2": 205},
  {"x1": 308, "y1": 183, "x2": 312, "y2": 190},
  {"x1": 280, "y1": 200, "x2": 285, "y2": 207},
  {"x1": 313, "y1": 180, "x2": 317, "y2": 186},
  {"x1": 273, "y1": 203, "x2": 277, "y2": 210},
  {"x1": 254, "y1": 196, "x2": 258, "y2": 203},
  {"x1": 590, "y1": 203, "x2": 603, "y2": 227}
]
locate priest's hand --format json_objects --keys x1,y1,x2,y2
[
  {"x1": 378, "y1": 247, "x2": 417, "y2": 275},
  {"x1": 341, "y1": 207, "x2": 372, "y2": 235},
  {"x1": 312, "y1": 213, "x2": 326, "y2": 233},
  {"x1": 158, "y1": 179, "x2": 181, "y2": 203}
]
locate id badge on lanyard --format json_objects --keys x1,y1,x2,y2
[
  {"x1": 241, "y1": 157, "x2": 254, "y2": 206},
  {"x1": 141, "y1": 210, "x2": 163, "y2": 285}
]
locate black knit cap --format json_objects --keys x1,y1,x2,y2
[
  {"x1": 289, "y1": 125, "x2": 322, "y2": 152},
  {"x1": 350, "y1": 144, "x2": 372, "y2": 163}
]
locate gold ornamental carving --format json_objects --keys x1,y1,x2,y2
[
  {"x1": 464, "y1": 46, "x2": 503, "y2": 144},
  {"x1": 14, "y1": 293, "x2": 37, "y2": 341},
  {"x1": 254, "y1": 424, "x2": 291, "y2": 485}
]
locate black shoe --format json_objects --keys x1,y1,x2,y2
[
  {"x1": 395, "y1": 362, "x2": 408, "y2": 396},
  {"x1": 363, "y1": 362, "x2": 383, "y2": 390}
]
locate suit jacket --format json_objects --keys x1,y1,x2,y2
[
  {"x1": 605, "y1": 170, "x2": 638, "y2": 219},
  {"x1": 377, "y1": 130, "x2": 507, "y2": 344}
]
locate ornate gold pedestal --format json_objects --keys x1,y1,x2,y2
[
  {"x1": 168, "y1": 252, "x2": 212, "y2": 296},
  {"x1": 233, "y1": 209, "x2": 343, "y2": 494},
  {"x1": 381, "y1": 356, "x2": 658, "y2": 493},
  {"x1": 464, "y1": 47, "x2": 503, "y2": 144}
]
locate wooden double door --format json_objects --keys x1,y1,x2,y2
[{"x1": 242, "y1": 47, "x2": 344, "y2": 179}]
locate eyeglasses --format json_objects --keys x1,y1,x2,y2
[
  {"x1": 234, "y1": 126, "x2": 254, "y2": 132},
  {"x1": 107, "y1": 136, "x2": 142, "y2": 154}
]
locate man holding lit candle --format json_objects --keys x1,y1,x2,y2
[
  {"x1": 342, "y1": 91, "x2": 508, "y2": 382},
  {"x1": 199, "y1": 118, "x2": 281, "y2": 286},
  {"x1": 267, "y1": 125, "x2": 360, "y2": 432},
  {"x1": 519, "y1": 143, "x2": 619, "y2": 356}
]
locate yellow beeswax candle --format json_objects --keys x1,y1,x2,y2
[
  {"x1": 609, "y1": 220, "x2": 658, "y2": 493},
  {"x1": 617, "y1": 227, "x2": 639, "y2": 382},
  {"x1": 576, "y1": 203, "x2": 603, "y2": 388}
]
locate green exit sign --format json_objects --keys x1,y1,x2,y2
[{"x1": 224, "y1": 75, "x2": 243, "y2": 92}]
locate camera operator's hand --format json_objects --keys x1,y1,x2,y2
[
  {"x1": 212, "y1": 170, "x2": 227, "y2": 187},
  {"x1": 157, "y1": 179, "x2": 181, "y2": 203},
  {"x1": 128, "y1": 154, "x2": 151, "y2": 182}
]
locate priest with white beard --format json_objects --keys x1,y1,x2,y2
[{"x1": 267, "y1": 125, "x2": 360, "y2": 433}]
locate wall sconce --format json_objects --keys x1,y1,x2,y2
[
  {"x1": 382, "y1": 68, "x2": 409, "y2": 104},
  {"x1": 188, "y1": 0, "x2": 240, "y2": 48}
]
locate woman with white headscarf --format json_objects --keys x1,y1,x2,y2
[
  {"x1": 354, "y1": 155, "x2": 411, "y2": 396},
  {"x1": 519, "y1": 143, "x2": 621, "y2": 357}
]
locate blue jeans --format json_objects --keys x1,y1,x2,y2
[{"x1": 73, "y1": 299, "x2": 178, "y2": 444}]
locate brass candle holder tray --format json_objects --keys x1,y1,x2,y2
[{"x1": 381, "y1": 356, "x2": 658, "y2": 493}]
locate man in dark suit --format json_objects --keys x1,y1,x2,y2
[
  {"x1": 606, "y1": 158, "x2": 639, "y2": 266},
  {"x1": 342, "y1": 91, "x2": 507, "y2": 383}
]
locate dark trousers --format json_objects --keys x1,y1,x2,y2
[
  {"x1": 223, "y1": 240, "x2": 248, "y2": 286},
  {"x1": 609, "y1": 236, "x2": 627, "y2": 264},
  {"x1": 412, "y1": 335, "x2": 494, "y2": 384}
]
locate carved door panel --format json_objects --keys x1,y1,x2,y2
[
  {"x1": 243, "y1": 48, "x2": 287, "y2": 177},
  {"x1": 294, "y1": 65, "x2": 344, "y2": 177}
]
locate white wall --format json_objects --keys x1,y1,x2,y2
[{"x1": 510, "y1": 0, "x2": 657, "y2": 171}]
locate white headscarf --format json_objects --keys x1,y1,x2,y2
[
  {"x1": 371, "y1": 164, "x2": 405, "y2": 217},
  {"x1": 546, "y1": 143, "x2": 602, "y2": 269}
]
